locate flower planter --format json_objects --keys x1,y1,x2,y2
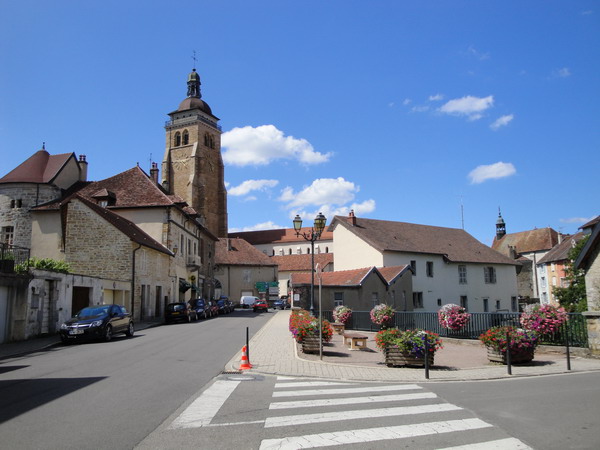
[
  {"x1": 385, "y1": 346, "x2": 434, "y2": 367},
  {"x1": 486, "y1": 347, "x2": 534, "y2": 364},
  {"x1": 301, "y1": 335, "x2": 321, "y2": 354}
]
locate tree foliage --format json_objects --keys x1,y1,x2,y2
[
  {"x1": 15, "y1": 257, "x2": 71, "y2": 274},
  {"x1": 553, "y1": 236, "x2": 589, "y2": 312}
]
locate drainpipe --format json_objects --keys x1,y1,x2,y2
[{"x1": 132, "y1": 244, "x2": 142, "y2": 320}]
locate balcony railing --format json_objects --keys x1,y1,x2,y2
[
  {"x1": 0, "y1": 243, "x2": 30, "y2": 274},
  {"x1": 165, "y1": 114, "x2": 222, "y2": 131}
]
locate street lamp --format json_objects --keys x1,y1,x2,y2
[{"x1": 293, "y1": 212, "x2": 327, "y2": 315}]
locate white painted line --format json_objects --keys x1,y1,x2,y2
[
  {"x1": 264, "y1": 402, "x2": 462, "y2": 428},
  {"x1": 270, "y1": 392, "x2": 438, "y2": 409},
  {"x1": 259, "y1": 418, "x2": 492, "y2": 449},
  {"x1": 272, "y1": 383, "x2": 422, "y2": 398},
  {"x1": 276, "y1": 376, "x2": 298, "y2": 380},
  {"x1": 169, "y1": 380, "x2": 240, "y2": 429},
  {"x1": 274, "y1": 381, "x2": 356, "y2": 389},
  {"x1": 437, "y1": 437, "x2": 533, "y2": 449},
  {"x1": 205, "y1": 419, "x2": 265, "y2": 427}
]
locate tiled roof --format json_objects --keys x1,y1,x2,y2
[
  {"x1": 228, "y1": 227, "x2": 333, "y2": 245},
  {"x1": 537, "y1": 232, "x2": 586, "y2": 264},
  {"x1": 492, "y1": 227, "x2": 559, "y2": 255},
  {"x1": 331, "y1": 216, "x2": 517, "y2": 265},
  {"x1": 67, "y1": 195, "x2": 172, "y2": 255},
  {"x1": 215, "y1": 238, "x2": 277, "y2": 266},
  {"x1": 290, "y1": 265, "x2": 410, "y2": 287},
  {"x1": 581, "y1": 216, "x2": 600, "y2": 229},
  {"x1": 0, "y1": 150, "x2": 75, "y2": 184},
  {"x1": 291, "y1": 267, "x2": 374, "y2": 287},
  {"x1": 271, "y1": 253, "x2": 334, "y2": 272}
]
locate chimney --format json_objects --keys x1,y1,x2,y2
[
  {"x1": 348, "y1": 209, "x2": 357, "y2": 226},
  {"x1": 78, "y1": 154, "x2": 88, "y2": 181},
  {"x1": 150, "y1": 162, "x2": 159, "y2": 185}
]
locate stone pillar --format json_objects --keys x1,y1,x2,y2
[{"x1": 583, "y1": 312, "x2": 600, "y2": 356}]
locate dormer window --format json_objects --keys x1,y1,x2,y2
[
  {"x1": 99, "y1": 200, "x2": 108, "y2": 208},
  {"x1": 91, "y1": 189, "x2": 116, "y2": 207}
]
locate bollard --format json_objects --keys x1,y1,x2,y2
[
  {"x1": 506, "y1": 330, "x2": 512, "y2": 375},
  {"x1": 424, "y1": 338, "x2": 430, "y2": 380},
  {"x1": 246, "y1": 326, "x2": 250, "y2": 366},
  {"x1": 565, "y1": 323, "x2": 571, "y2": 371}
]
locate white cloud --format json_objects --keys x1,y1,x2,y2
[
  {"x1": 278, "y1": 177, "x2": 376, "y2": 222},
  {"x1": 439, "y1": 95, "x2": 494, "y2": 121},
  {"x1": 552, "y1": 67, "x2": 571, "y2": 78},
  {"x1": 403, "y1": 98, "x2": 412, "y2": 106},
  {"x1": 465, "y1": 45, "x2": 490, "y2": 61},
  {"x1": 279, "y1": 177, "x2": 359, "y2": 208},
  {"x1": 388, "y1": 102, "x2": 395, "y2": 107},
  {"x1": 429, "y1": 94, "x2": 444, "y2": 101},
  {"x1": 411, "y1": 105, "x2": 430, "y2": 113},
  {"x1": 490, "y1": 114, "x2": 514, "y2": 131},
  {"x1": 221, "y1": 125, "x2": 332, "y2": 167},
  {"x1": 560, "y1": 217, "x2": 595, "y2": 224},
  {"x1": 229, "y1": 221, "x2": 284, "y2": 232},
  {"x1": 228, "y1": 179, "x2": 279, "y2": 196},
  {"x1": 468, "y1": 162, "x2": 516, "y2": 184}
]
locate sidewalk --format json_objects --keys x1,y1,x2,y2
[
  {"x1": 0, "y1": 319, "x2": 163, "y2": 360},
  {"x1": 228, "y1": 310, "x2": 600, "y2": 382}
]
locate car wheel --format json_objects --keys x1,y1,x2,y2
[
  {"x1": 60, "y1": 336, "x2": 70, "y2": 345},
  {"x1": 104, "y1": 325, "x2": 113, "y2": 342},
  {"x1": 125, "y1": 322, "x2": 134, "y2": 337}
]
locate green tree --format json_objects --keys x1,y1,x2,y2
[{"x1": 553, "y1": 236, "x2": 589, "y2": 312}]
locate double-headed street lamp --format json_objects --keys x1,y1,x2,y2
[{"x1": 293, "y1": 212, "x2": 327, "y2": 316}]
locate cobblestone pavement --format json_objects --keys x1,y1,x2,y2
[{"x1": 227, "y1": 310, "x2": 600, "y2": 382}]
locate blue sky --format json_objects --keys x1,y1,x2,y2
[{"x1": 1, "y1": 1, "x2": 598, "y2": 245}]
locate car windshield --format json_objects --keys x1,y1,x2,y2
[
  {"x1": 76, "y1": 306, "x2": 110, "y2": 319},
  {"x1": 195, "y1": 300, "x2": 205, "y2": 307},
  {"x1": 217, "y1": 300, "x2": 224, "y2": 306},
  {"x1": 168, "y1": 304, "x2": 185, "y2": 312}
]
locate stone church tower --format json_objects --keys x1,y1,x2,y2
[{"x1": 162, "y1": 68, "x2": 228, "y2": 237}]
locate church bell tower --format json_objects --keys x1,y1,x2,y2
[{"x1": 162, "y1": 68, "x2": 228, "y2": 237}]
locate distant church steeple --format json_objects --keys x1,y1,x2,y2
[
  {"x1": 496, "y1": 208, "x2": 506, "y2": 240},
  {"x1": 186, "y1": 69, "x2": 201, "y2": 98}
]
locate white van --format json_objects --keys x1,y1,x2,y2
[{"x1": 240, "y1": 296, "x2": 259, "y2": 309}]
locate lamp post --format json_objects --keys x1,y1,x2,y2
[{"x1": 293, "y1": 212, "x2": 327, "y2": 316}]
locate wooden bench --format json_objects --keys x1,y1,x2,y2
[
  {"x1": 343, "y1": 333, "x2": 368, "y2": 351},
  {"x1": 331, "y1": 322, "x2": 345, "y2": 335}
]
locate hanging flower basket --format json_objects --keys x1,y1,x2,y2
[
  {"x1": 370, "y1": 304, "x2": 395, "y2": 329},
  {"x1": 438, "y1": 304, "x2": 471, "y2": 331}
]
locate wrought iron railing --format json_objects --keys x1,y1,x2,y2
[
  {"x1": 322, "y1": 310, "x2": 588, "y2": 348},
  {"x1": 0, "y1": 243, "x2": 30, "y2": 274}
]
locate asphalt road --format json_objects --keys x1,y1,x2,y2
[
  {"x1": 428, "y1": 372, "x2": 600, "y2": 449},
  {"x1": 0, "y1": 309, "x2": 271, "y2": 450}
]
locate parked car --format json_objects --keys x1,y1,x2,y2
[
  {"x1": 208, "y1": 300, "x2": 220, "y2": 316},
  {"x1": 189, "y1": 298, "x2": 211, "y2": 319},
  {"x1": 273, "y1": 299, "x2": 289, "y2": 310},
  {"x1": 253, "y1": 299, "x2": 269, "y2": 313},
  {"x1": 165, "y1": 302, "x2": 196, "y2": 323},
  {"x1": 240, "y1": 295, "x2": 259, "y2": 309},
  {"x1": 217, "y1": 299, "x2": 232, "y2": 314},
  {"x1": 59, "y1": 304, "x2": 134, "y2": 343},
  {"x1": 226, "y1": 299, "x2": 235, "y2": 312}
]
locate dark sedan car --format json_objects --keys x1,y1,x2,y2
[
  {"x1": 217, "y1": 299, "x2": 232, "y2": 314},
  {"x1": 60, "y1": 304, "x2": 134, "y2": 343},
  {"x1": 189, "y1": 298, "x2": 211, "y2": 319},
  {"x1": 165, "y1": 302, "x2": 196, "y2": 323}
]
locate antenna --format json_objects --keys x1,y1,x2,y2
[{"x1": 460, "y1": 195, "x2": 465, "y2": 229}]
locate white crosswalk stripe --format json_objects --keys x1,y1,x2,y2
[{"x1": 167, "y1": 376, "x2": 532, "y2": 449}]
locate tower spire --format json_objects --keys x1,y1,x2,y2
[
  {"x1": 496, "y1": 207, "x2": 506, "y2": 240},
  {"x1": 186, "y1": 57, "x2": 201, "y2": 99}
]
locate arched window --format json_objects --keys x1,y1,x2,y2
[
  {"x1": 204, "y1": 133, "x2": 210, "y2": 147},
  {"x1": 209, "y1": 135, "x2": 215, "y2": 149},
  {"x1": 174, "y1": 132, "x2": 181, "y2": 146},
  {"x1": 182, "y1": 130, "x2": 189, "y2": 145}
]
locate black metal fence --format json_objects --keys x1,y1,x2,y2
[
  {"x1": 321, "y1": 310, "x2": 588, "y2": 348},
  {"x1": 0, "y1": 243, "x2": 30, "y2": 274}
]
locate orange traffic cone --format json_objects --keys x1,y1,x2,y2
[{"x1": 238, "y1": 345, "x2": 252, "y2": 370}]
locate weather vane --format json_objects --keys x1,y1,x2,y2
[{"x1": 191, "y1": 50, "x2": 197, "y2": 70}]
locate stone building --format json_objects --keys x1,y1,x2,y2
[
  {"x1": 290, "y1": 265, "x2": 413, "y2": 312},
  {"x1": 162, "y1": 68, "x2": 228, "y2": 238},
  {"x1": 492, "y1": 211, "x2": 560, "y2": 303}
]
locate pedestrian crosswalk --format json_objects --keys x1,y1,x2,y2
[{"x1": 166, "y1": 376, "x2": 533, "y2": 449}]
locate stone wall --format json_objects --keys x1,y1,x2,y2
[{"x1": 0, "y1": 184, "x2": 62, "y2": 248}]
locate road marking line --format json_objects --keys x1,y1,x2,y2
[
  {"x1": 272, "y1": 384, "x2": 422, "y2": 397},
  {"x1": 169, "y1": 380, "x2": 240, "y2": 429},
  {"x1": 264, "y1": 403, "x2": 462, "y2": 428},
  {"x1": 205, "y1": 420, "x2": 265, "y2": 427},
  {"x1": 276, "y1": 376, "x2": 297, "y2": 380},
  {"x1": 437, "y1": 437, "x2": 533, "y2": 449},
  {"x1": 269, "y1": 391, "x2": 437, "y2": 409},
  {"x1": 259, "y1": 418, "x2": 492, "y2": 449},
  {"x1": 274, "y1": 381, "x2": 356, "y2": 388}
]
